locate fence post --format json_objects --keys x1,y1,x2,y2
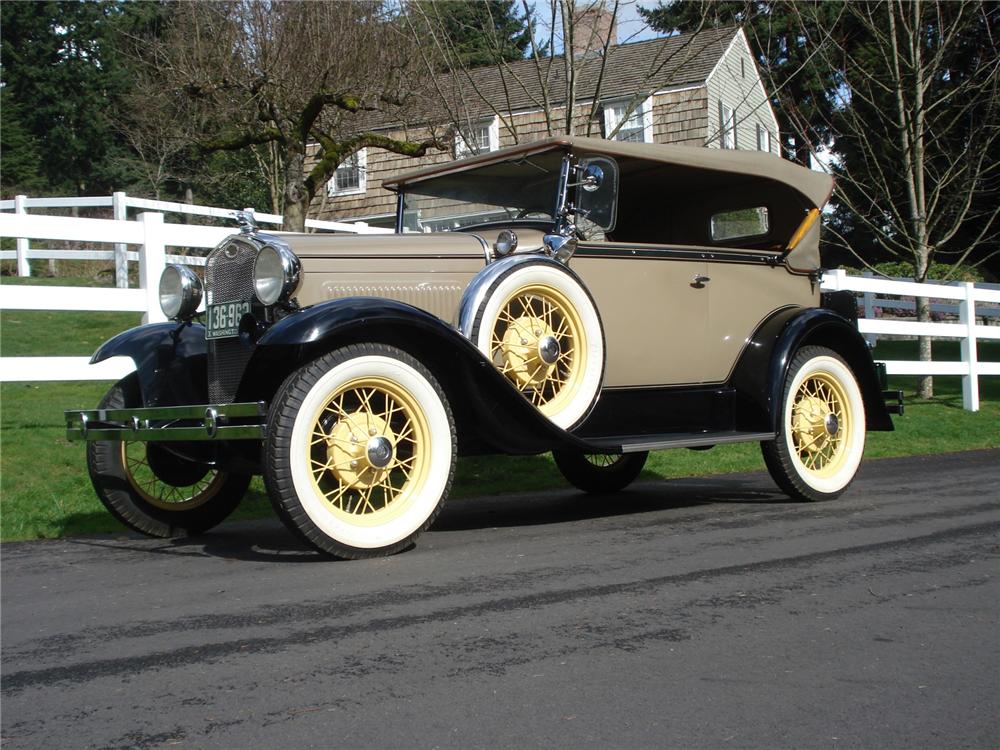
[
  {"x1": 113, "y1": 191, "x2": 129, "y2": 289},
  {"x1": 14, "y1": 195, "x2": 31, "y2": 277},
  {"x1": 959, "y1": 281, "x2": 979, "y2": 412},
  {"x1": 861, "y1": 271, "x2": 877, "y2": 347},
  {"x1": 139, "y1": 212, "x2": 168, "y2": 324}
]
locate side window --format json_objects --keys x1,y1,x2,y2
[
  {"x1": 710, "y1": 207, "x2": 769, "y2": 243},
  {"x1": 603, "y1": 97, "x2": 653, "y2": 143},
  {"x1": 719, "y1": 102, "x2": 736, "y2": 149},
  {"x1": 455, "y1": 117, "x2": 499, "y2": 157},
  {"x1": 327, "y1": 149, "x2": 367, "y2": 197},
  {"x1": 757, "y1": 124, "x2": 772, "y2": 153}
]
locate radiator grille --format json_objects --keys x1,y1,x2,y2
[{"x1": 205, "y1": 239, "x2": 257, "y2": 403}]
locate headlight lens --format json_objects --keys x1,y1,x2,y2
[
  {"x1": 253, "y1": 245, "x2": 301, "y2": 306},
  {"x1": 158, "y1": 264, "x2": 203, "y2": 320}
]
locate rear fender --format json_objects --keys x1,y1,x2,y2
[
  {"x1": 91, "y1": 322, "x2": 208, "y2": 407},
  {"x1": 731, "y1": 307, "x2": 894, "y2": 433},
  {"x1": 239, "y1": 298, "x2": 588, "y2": 455}
]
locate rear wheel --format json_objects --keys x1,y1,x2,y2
[
  {"x1": 552, "y1": 450, "x2": 648, "y2": 494},
  {"x1": 762, "y1": 346, "x2": 866, "y2": 501},
  {"x1": 264, "y1": 344, "x2": 456, "y2": 559},
  {"x1": 87, "y1": 376, "x2": 250, "y2": 537}
]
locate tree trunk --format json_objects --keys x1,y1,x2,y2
[
  {"x1": 283, "y1": 198, "x2": 307, "y2": 233},
  {"x1": 915, "y1": 253, "x2": 933, "y2": 399},
  {"x1": 282, "y1": 147, "x2": 308, "y2": 232}
]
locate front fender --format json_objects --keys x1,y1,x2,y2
[
  {"x1": 239, "y1": 298, "x2": 590, "y2": 455},
  {"x1": 91, "y1": 322, "x2": 208, "y2": 407},
  {"x1": 732, "y1": 307, "x2": 894, "y2": 433}
]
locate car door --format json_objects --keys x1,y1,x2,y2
[{"x1": 572, "y1": 242, "x2": 708, "y2": 387}]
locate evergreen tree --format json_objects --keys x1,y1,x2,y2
[
  {"x1": 0, "y1": 1, "x2": 136, "y2": 195},
  {"x1": 414, "y1": 0, "x2": 532, "y2": 69}
]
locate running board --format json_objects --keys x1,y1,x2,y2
[{"x1": 582, "y1": 431, "x2": 776, "y2": 454}]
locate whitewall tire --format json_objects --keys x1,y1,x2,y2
[
  {"x1": 265, "y1": 344, "x2": 456, "y2": 558},
  {"x1": 762, "y1": 345, "x2": 867, "y2": 501}
]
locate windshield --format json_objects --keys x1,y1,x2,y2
[{"x1": 399, "y1": 152, "x2": 564, "y2": 232}]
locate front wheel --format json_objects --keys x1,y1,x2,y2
[
  {"x1": 264, "y1": 344, "x2": 456, "y2": 559},
  {"x1": 552, "y1": 450, "x2": 648, "y2": 494},
  {"x1": 87, "y1": 376, "x2": 250, "y2": 538},
  {"x1": 762, "y1": 346, "x2": 866, "y2": 501}
]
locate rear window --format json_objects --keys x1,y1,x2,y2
[{"x1": 710, "y1": 207, "x2": 769, "y2": 242}]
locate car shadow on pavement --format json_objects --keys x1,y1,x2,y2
[
  {"x1": 61, "y1": 473, "x2": 790, "y2": 563},
  {"x1": 432, "y1": 473, "x2": 790, "y2": 532}
]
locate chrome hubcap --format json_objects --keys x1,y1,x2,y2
[
  {"x1": 538, "y1": 335, "x2": 560, "y2": 365},
  {"x1": 366, "y1": 435, "x2": 394, "y2": 469}
]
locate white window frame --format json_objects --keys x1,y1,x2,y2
[
  {"x1": 719, "y1": 102, "x2": 736, "y2": 149},
  {"x1": 327, "y1": 148, "x2": 367, "y2": 197},
  {"x1": 603, "y1": 96, "x2": 654, "y2": 143},
  {"x1": 757, "y1": 124, "x2": 772, "y2": 153},
  {"x1": 455, "y1": 116, "x2": 500, "y2": 158}
]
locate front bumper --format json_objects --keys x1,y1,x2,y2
[{"x1": 65, "y1": 402, "x2": 267, "y2": 442}]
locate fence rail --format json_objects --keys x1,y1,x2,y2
[
  {"x1": 1, "y1": 207, "x2": 996, "y2": 411},
  {"x1": 822, "y1": 269, "x2": 1000, "y2": 411},
  {"x1": 0, "y1": 192, "x2": 391, "y2": 286}
]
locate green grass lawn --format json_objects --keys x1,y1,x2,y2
[{"x1": 2, "y1": 288, "x2": 997, "y2": 541}]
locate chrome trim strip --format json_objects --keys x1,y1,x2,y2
[
  {"x1": 618, "y1": 431, "x2": 776, "y2": 453},
  {"x1": 65, "y1": 402, "x2": 267, "y2": 442},
  {"x1": 575, "y1": 244, "x2": 782, "y2": 266},
  {"x1": 467, "y1": 233, "x2": 493, "y2": 265},
  {"x1": 72, "y1": 425, "x2": 265, "y2": 442}
]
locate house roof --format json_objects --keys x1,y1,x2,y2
[{"x1": 360, "y1": 25, "x2": 740, "y2": 131}]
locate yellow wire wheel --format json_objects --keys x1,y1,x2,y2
[
  {"x1": 472, "y1": 262, "x2": 604, "y2": 430},
  {"x1": 303, "y1": 376, "x2": 430, "y2": 527},
  {"x1": 120, "y1": 442, "x2": 225, "y2": 511},
  {"x1": 266, "y1": 344, "x2": 456, "y2": 558},
  {"x1": 789, "y1": 371, "x2": 852, "y2": 478},
  {"x1": 763, "y1": 346, "x2": 866, "y2": 501},
  {"x1": 86, "y1": 374, "x2": 250, "y2": 538}
]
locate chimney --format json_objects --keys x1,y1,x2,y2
[{"x1": 570, "y1": 2, "x2": 617, "y2": 57}]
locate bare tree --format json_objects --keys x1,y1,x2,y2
[
  {"x1": 788, "y1": 0, "x2": 999, "y2": 397},
  {"x1": 127, "y1": 0, "x2": 446, "y2": 230}
]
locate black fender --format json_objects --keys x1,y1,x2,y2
[
  {"x1": 91, "y1": 322, "x2": 208, "y2": 408},
  {"x1": 238, "y1": 297, "x2": 590, "y2": 455},
  {"x1": 731, "y1": 306, "x2": 894, "y2": 433}
]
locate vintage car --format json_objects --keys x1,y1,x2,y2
[{"x1": 66, "y1": 136, "x2": 900, "y2": 559}]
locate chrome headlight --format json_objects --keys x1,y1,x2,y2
[
  {"x1": 494, "y1": 229, "x2": 518, "y2": 257},
  {"x1": 158, "y1": 264, "x2": 203, "y2": 320},
  {"x1": 253, "y1": 245, "x2": 301, "y2": 306}
]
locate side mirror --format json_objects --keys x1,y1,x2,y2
[{"x1": 574, "y1": 156, "x2": 618, "y2": 231}]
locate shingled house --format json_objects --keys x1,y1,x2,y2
[{"x1": 310, "y1": 25, "x2": 780, "y2": 228}]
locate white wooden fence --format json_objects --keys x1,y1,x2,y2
[
  {"x1": 821, "y1": 269, "x2": 1000, "y2": 411},
  {"x1": 0, "y1": 205, "x2": 997, "y2": 411},
  {"x1": 0, "y1": 192, "x2": 391, "y2": 288}
]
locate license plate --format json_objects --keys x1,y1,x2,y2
[{"x1": 205, "y1": 301, "x2": 251, "y2": 340}]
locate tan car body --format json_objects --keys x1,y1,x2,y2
[{"x1": 67, "y1": 136, "x2": 897, "y2": 559}]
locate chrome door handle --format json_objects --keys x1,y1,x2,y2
[{"x1": 691, "y1": 275, "x2": 710, "y2": 288}]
